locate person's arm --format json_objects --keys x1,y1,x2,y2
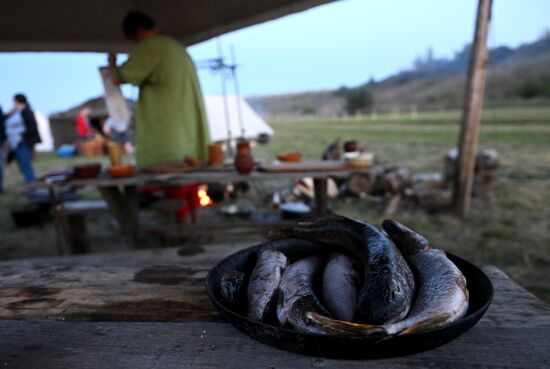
[
  {"x1": 0, "y1": 107, "x2": 5, "y2": 144},
  {"x1": 109, "y1": 43, "x2": 159, "y2": 86},
  {"x1": 21, "y1": 108, "x2": 41, "y2": 144}
]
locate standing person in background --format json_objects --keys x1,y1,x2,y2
[
  {"x1": 108, "y1": 11, "x2": 210, "y2": 223},
  {"x1": 0, "y1": 105, "x2": 5, "y2": 193},
  {"x1": 75, "y1": 107, "x2": 93, "y2": 139},
  {"x1": 103, "y1": 116, "x2": 135, "y2": 155},
  {"x1": 4, "y1": 94, "x2": 41, "y2": 185}
]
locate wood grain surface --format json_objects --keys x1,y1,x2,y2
[
  {"x1": 0, "y1": 245, "x2": 549, "y2": 368},
  {"x1": 258, "y1": 160, "x2": 362, "y2": 173}
]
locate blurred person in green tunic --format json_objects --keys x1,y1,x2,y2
[
  {"x1": 108, "y1": 11, "x2": 210, "y2": 168},
  {"x1": 108, "y1": 12, "x2": 210, "y2": 224}
]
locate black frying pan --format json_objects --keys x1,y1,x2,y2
[{"x1": 206, "y1": 243, "x2": 493, "y2": 359}]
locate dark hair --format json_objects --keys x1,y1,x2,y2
[
  {"x1": 122, "y1": 11, "x2": 156, "y2": 40},
  {"x1": 14, "y1": 94, "x2": 28, "y2": 105}
]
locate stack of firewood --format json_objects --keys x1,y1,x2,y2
[
  {"x1": 444, "y1": 148, "x2": 499, "y2": 197},
  {"x1": 344, "y1": 148, "x2": 499, "y2": 214},
  {"x1": 346, "y1": 165, "x2": 411, "y2": 198}
]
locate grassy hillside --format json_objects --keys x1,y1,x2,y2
[{"x1": 249, "y1": 37, "x2": 550, "y2": 117}]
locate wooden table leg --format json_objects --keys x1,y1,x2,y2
[
  {"x1": 313, "y1": 177, "x2": 328, "y2": 216},
  {"x1": 98, "y1": 185, "x2": 139, "y2": 242},
  {"x1": 48, "y1": 185, "x2": 65, "y2": 255}
]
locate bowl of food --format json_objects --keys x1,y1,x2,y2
[
  {"x1": 280, "y1": 202, "x2": 312, "y2": 220},
  {"x1": 72, "y1": 163, "x2": 102, "y2": 179},
  {"x1": 107, "y1": 164, "x2": 136, "y2": 178},
  {"x1": 277, "y1": 152, "x2": 302, "y2": 162},
  {"x1": 206, "y1": 215, "x2": 493, "y2": 359},
  {"x1": 344, "y1": 152, "x2": 374, "y2": 168}
]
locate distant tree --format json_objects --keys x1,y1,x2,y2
[
  {"x1": 345, "y1": 86, "x2": 373, "y2": 115},
  {"x1": 302, "y1": 105, "x2": 316, "y2": 115},
  {"x1": 367, "y1": 76, "x2": 378, "y2": 86},
  {"x1": 540, "y1": 28, "x2": 550, "y2": 40},
  {"x1": 334, "y1": 86, "x2": 349, "y2": 97},
  {"x1": 517, "y1": 76, "x2": 550, "y2": 99}
]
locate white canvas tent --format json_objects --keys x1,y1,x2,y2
[
  {"x1": 34, "y1": 111, "x2": 54, "y2": 152},
  {"x1": 204, "y1": 95, "x2": 273, "y2": 143}
]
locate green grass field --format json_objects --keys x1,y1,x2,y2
[{"x1": 1, "y1": 106, "x2": 549, "y2": 302}]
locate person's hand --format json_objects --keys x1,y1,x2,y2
[{"x1": 108, "y1": 53, "x2": 117, "y2": 67}]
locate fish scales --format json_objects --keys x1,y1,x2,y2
[
  {"x1": 277, "y1": 256, "x2": 332, "y2": 334},
  {"x1": 322, "y1": 253, "x2": 358, "y2": 321},
  {"x1": 247, "y1": 249, "x2": 287, "y2": 322}
]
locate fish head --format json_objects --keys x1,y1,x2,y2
[{"x1": 382, "y1": 220, "x2": 430, "y2": 256}]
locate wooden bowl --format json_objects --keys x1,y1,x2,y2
[
  {"x1": 277, "y1": 152, "x2": 302, "y2": 162},
  {"x1": 73, "y1": 163, "x2": 102, "y2": 179},
  {"x1": 344, "y1": 152, "x2": 374, "y2": 168},
  {"x1": 107, "y1": 165, "x2": 136, "y2": 178}
]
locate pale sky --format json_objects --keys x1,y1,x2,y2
[{"x1": 0, "y1": 0, "x2": 549, "y2": 114}]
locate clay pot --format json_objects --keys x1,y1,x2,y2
[
  {"x1": 208, "y1": 143, "x2": 224, "y2": 167},
  {"x1": 234, "y1": 141, "x2": 254, "y2": 174},
  {"x1": 343, "y1": 140, "x2": 358, "y2": 153}
]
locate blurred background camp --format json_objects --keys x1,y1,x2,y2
[{"x1": 0, "y1": 0, "x2": 548, "y2": 303}]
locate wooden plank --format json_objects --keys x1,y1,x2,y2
[
  {"x1": 258, "y1": 160, "x2": 359, "y2": 173},
  {"x1": 453, "y1": 0, "x2": 493, "y2": 217},
  {"x1": 0, "y1": 247, "x2": 549, "y2": 368},
  {"x1": 0, "y1": 320, "x2": 548, "y2": 369},
  {"x1": 0, "y1": 243, "x2": 248, "y2": 322},
  {"x1": 29, "y1": 168, "x2": 362, "y2": 190},
  {"x1": 142, "y1": 220, "x2": 297, "y2": 237},
  {"x1": 0, "y1": 242, "x2": 549, "y2": 328}
]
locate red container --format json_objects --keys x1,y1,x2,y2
[{"x1": 234, "y1": 141, "x2": 254, "y2": 174}]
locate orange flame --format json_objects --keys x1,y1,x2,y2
[{"x1": 198, "y1": 185, "x2": 214, "y2": 207}]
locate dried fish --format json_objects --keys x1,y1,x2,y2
[
  {"x1": 247, "y1": 249, "x2": 287, "y2": 321},
  {"x1": 322, "y1": 253, "x2": 358, "y2": 321},
  {"x1": 220, "y1": 271, "x2": 245, "y2": 307},
  {"x1": 269, "y1": 214, "x2": 415, "y2": 324},
  {"x1": 307, "y1": 220, "x2": 469, "y2": 335},
  {"x1": 277, "y1": 255, "x2": 332, "y2": 334}
]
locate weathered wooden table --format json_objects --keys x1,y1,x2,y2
[
  {"x1": 0, "y1": 243, "x2": 549, "y2": 368},
  {"x1": 32, "y1": 161, "x2": 362, "y2": 250}
]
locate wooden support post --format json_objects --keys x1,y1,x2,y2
[
  {"x1": 313, "y1": 177, "x2": 328, "y2": 216},
  {"x1": 98, "y1": 185, "x2": 139, "y2": 242},
  {"x1": 453, "y1": 0, "x2": 493, "y2": 217}
]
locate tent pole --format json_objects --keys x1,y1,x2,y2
[
  {"x1": 217, "y1": 38, "x2": 233, "y2": 156},
  {"x1": 453, "y1": 0, "x2": 492, "y2": 218},
  {"x1": 230, "y1": 45, "x2": 246, "y2": 139}
]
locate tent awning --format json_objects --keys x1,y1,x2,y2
[{"x1": 1, "y1": 0, "x2": 334, "y2": 53}]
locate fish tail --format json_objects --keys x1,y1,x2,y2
[
  {"x1": 306, "y1": 312, "x2": 387, "y2": 335},
  {"x1": 382, "y1": 219, "x2": 430, "y2": 255},
  {"x1": 397, "y1": 314, "x2": 453, "y2": 335}
]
